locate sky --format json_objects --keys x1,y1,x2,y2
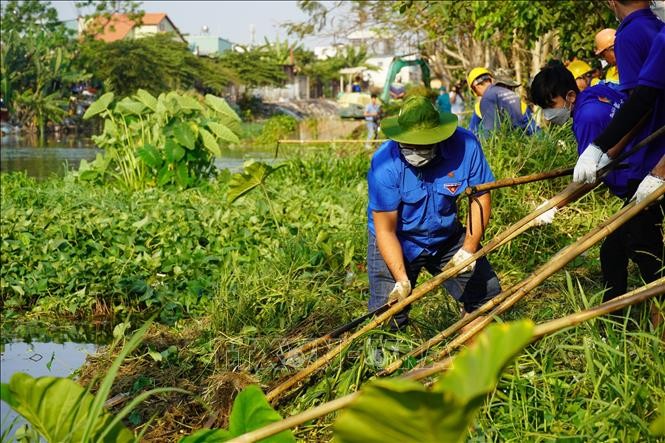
[{"x1": 51, "y1": 0, "x2": 333, "y2": 48}]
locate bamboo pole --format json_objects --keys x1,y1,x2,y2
[
  {"x1": 227, "y1": 278, "x2": 663, "y2": 443},
  {"x1": 405, "y1": 183, "x2": 665, "y2": 374},
  {"x1": 278, "y1": 139, "x2": 387, "y2": 144},
  {"x1": 464, "y1": 167, "x2": 573, "y2": 195},
  {"x1": 266, "y1": 180, "x2": 596, "y2": 403},
  {"x1": 532, "y1": 276, "x2": 665, "y2": 339}
]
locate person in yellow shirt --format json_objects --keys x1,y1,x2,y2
[{"x1": 595, "y1": 28, "x2": 620, "y2": 83}]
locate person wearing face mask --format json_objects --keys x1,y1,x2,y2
[
  {"x1": 530, "y1": 61, "x2": 663, "y2": 316},
  {"x1": 366, "y1": 95, "x2": 502, "y2": 330}
]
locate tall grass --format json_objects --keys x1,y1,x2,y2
[{"x1": 3, "y1": 121, "x2": 661, "y2": 440}]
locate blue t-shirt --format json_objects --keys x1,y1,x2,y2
[
  {"x1": 615, "y1": 8, "x2": 664, "y2": 92},
  {"x1": 367, "y1": 128, "x2": 495, "y2": 262},
  {"x1": 480, "y1": 84, "x2": 536, "y2": 136}
]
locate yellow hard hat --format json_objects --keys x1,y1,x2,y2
[
  {"x1": 467, "y1": 67, "x2": 492, "y2": 88},
  {"x1": 594, "y1": 28, "x2": 616, "y2": 55},
  {"x1": 567, "y1": 60, "x2": 593, "y2": 80}
]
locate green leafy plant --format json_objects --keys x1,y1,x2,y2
[
  {"x1": 227, "y1": 161, "x2": 285, "y2": 204},
  {"x1": 254, "y1": 115, "x2": 298, "y2": 147},
  {"x1": 333, "y1": 320, "x2": 534, "y2": 442},
  {"x1": 81, "y1": 90, "x2": 241, "y2": 190},
  {"x1": 180, "y1": 385, "x2": 295, "y2": 443}
]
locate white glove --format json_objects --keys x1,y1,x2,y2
[
  {"x1": 532, "y1": 202, "x2": 558, "y2": 226},
  {"x1": 388, "y1": 280, "x2": 412, "y2": 303},
  {"x1": 573, "y1": 144, "x2": 605, "y2": 184},
  {"x1": 450, "y1": 248, "x2": 476, "y2": 274},
  {"x1": 631, "y1": 174, "x2": 665, "y2": 203}
]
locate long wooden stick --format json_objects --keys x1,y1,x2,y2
[
  {"x1": 406, "y1": 184, "x2": 665, "y2": 373},
  {"x1": 227, "y1": 278, "x2": 664, "y2": 443},
  {"x1": 278, "y1": 139, "x2": 386, "y2": 144},
  {"x1": 266, "y1": 180, "x2": 596, "y2": 403},
  {"x1": 464, "y1": 167, "x2": 573, "y2": 195}
]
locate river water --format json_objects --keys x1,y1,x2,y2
[
  {"x1": 0, "y1": 133, "x2": 276, "y2": 179},
  {"x1": 0, "y1": 321, "x2": 112, "y2": 438}
]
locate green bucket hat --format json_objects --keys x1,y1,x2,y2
[{"x1": 381, "y1": 95, "x2": 458, "y2": 145}]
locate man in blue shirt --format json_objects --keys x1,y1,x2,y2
[
  {"x1": 367, "y1": 95, "x2": 501, "y2": 329},
  {"x1": 436, "y1": 86, "x2": 452, "y2": 114},
  {"x1": 467, "y1": 67, "x2": 537, "y2": 137},
  {"x1": 364, "y1": 94, "x2": 381, "y2": 149},
  {"x1": 530, "y1": 61, "x2": 663, "y2": 308}
]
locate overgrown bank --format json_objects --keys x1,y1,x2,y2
[{"x1": 2, "y1": 124, "x2": 662, "y2": 441}]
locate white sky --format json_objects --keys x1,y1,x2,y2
[{"x1": 51, "y1": 0, "x2": 334, "y2": 48}]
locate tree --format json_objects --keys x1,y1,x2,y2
[
  {"x1": 76, "y1": 34, "x2": 236, "y2": 97},
  {"x1": 0, "y1": 0, "x2": 88, "y2": 139},
  {"x1": 286, "y1": 0, "x2": 614, "y2": 88}
]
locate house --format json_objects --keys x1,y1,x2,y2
[
  {"x1": 187, "y1": 35, "x2": 233, "y2": 56},
  {"x1": 82, "y1": 13, "x2": 186, "y2": 43}
]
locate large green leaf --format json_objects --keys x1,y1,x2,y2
[
  {"x1": 175, "y1": 163, "x2": 190, "y2": 188},
  {"x1": 179, "y1": 428, "x2": 232, "y2": 443},
  {"x1": 173, "y1": 122, "x2": 196, "y2": 150},
  {"x1": 115, "y1": 97, "x2": 146, "y2": 116},
  {"x1": 227, "y1": 161, "x2": 283, "y2": 204},
  {"x1": 165, "y1": 139, "x2": 186, "y2": 163},
  {"x1": 134, "y1": 89, "x2": 157, "y2": 111},
  {"x1": 206, "y1": 121, "x2": 239, "y2": 144},
  {"x1": 334, "y1": 321, "x2": 534, "y2": 443},
  {"x1": 434, "y1": 320, "x2": 534, "y2": 402},
  {"x1": 175, "y1": 94, "x2": 203, "y2": 111},
  {"x1": 137, "y1": 144, "x2": 163, "y2": 168},
  {"x1": 228, "y1": 385, "x2": 294, "y2": 441},
  {"x1": 199, "y1": 127, "x2": 221, "y2": 157},
  {"x1": 179, "y1": 385, "x2": 294, "y2": 443},
  {"x1": 83, "y1": 92, "x2": 114, "y2": 120},
  {"x1": 157, "y1": 165, "x2": 174, "y2": 187},
  {"x1": 334, "y1": 379, "x2": 459, "y2": 443},
  {"x1": 205, "y1": 94, "x2": 241, "y2": 122},
  {"x1": 0, "y1": 373, "x2": 134, "y2": 443}
]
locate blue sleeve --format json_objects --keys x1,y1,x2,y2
[
  {"x1": 468, "y1": 113, "x2": 481, "y2": 135},
  {"x1": 467, "y1": 136, "x2": 495, "y2": 186},
  {"x1": 638, "y1": 29, "x2": 665, "y2": 89},
  {"x1": 368, "y1": 145, "x2": 401, "y2": 212}
]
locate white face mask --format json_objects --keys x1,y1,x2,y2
[
  {"x1": 543, "y1": 107, "x2": 571, "y2": 125},
  {"x1": 400, "y1": 144, "x2": 438, "y2": 167},
  {"x1": 542, "y1": 92, "x2": 574, "y2": 126},
  {"x1": 600, "y1": 59, "x2": 609, "y2": 69}
]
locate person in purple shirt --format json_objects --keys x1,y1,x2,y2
[
  {"x1": 530, "y1": 61, "x2": 663, "y2": 319},
  {"x1": 367, "y1": 96, "x2": 501, "y2": 330}
]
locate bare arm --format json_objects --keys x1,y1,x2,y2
[
  {"x1": 462, "y1": 192, "x2": 491, "y2": 253},
  {"x1": 651, "y1": 154, "x2": 665, "y2": 178},
  {"x1": 373, "y1": 210, "x2": 408, "y2": 282}
]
